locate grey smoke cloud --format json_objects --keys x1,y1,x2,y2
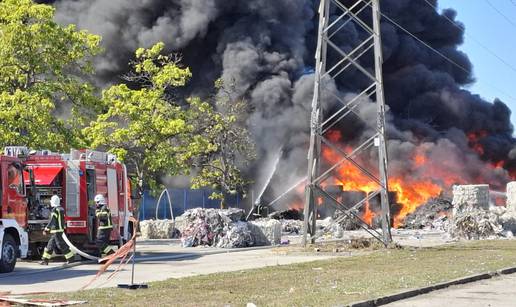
[{"x1": 45, "y1": 0, "x2": 515, "y2": 207}]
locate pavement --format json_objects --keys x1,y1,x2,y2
[
  {"x1": 386, "y1": 273, "x2": 516, "y2": 307},
  {"x1": 0, "y1": 241, "x2": 335, "y2": 294}
]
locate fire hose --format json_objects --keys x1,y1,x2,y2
[
  {"x1": 61, "y1": 217, "x2": 138, "y2": 263},
  {"x1": 155, "y1": 188, "x2": 174, "y2": 220},
  {"x1": 61, "y1": 233, "x2": 100, "y2": 261}
]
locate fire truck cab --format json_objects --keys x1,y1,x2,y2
[{"x1": 0, "y1": 147, "x2": 134, "y2": 273}]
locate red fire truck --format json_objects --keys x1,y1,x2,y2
[{"x1": 0, "y1": 147, "x2": 134, "y2": 273}]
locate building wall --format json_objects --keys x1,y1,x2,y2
[{"x1": 138, "y1": 188, "x2": 247, "y2": 220}]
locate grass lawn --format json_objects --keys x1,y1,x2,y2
[{"x1": 45, "y1": 239, "x2": 516, "y2": 306}]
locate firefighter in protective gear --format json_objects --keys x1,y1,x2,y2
[
  {"x1": 95, "y1": 194, "x2": 114, "y2": 257},
  {"x1": 39, "y1": 195, "x2": 75, "y2": 265}
]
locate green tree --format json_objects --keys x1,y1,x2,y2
[
  {"x1": 191, "y1": 80, "x2": 256, "y2": 204},
  {"x1": 0, "y1": 0, "x2": 101, "y2": 150},
  {"x1": 85, "y1": 42, "x2": 216, "y2": 192}
]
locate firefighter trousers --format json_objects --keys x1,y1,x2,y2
[
  {"x1": 96, "y1": 228, "x2": 113, "y2": 257},
  {"x1": 42, "y1": 232, "x2": 74, "y2": 260}
]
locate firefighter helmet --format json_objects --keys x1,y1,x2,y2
[
  {"x1": 50, "y1": 195, "x2": 60, "y2": 208},
  {"x1": 94, "y1": 194, "x2": 107, "y2": 205}
]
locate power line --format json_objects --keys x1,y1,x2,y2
[
  {"x1": 377, "y1": 9, "x2": 470, "y2": 75},
  {"x1": 485, "y1": 0, "x2": 516, "y2": 29},
  {"x1": 366, "y1": 2, "x2": 516, "y2": 102},
  {"x1": 423, "y1": 0, "x2": 516, "y2": 79}
]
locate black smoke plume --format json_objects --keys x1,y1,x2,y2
[{"x1": 44, "y1": 0, "x2": 516, "y2": 210}]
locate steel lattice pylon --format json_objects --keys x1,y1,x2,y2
[{"x1": 303, "y1": 0, "x2": 392, "y2": 245}]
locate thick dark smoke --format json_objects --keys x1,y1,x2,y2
[{"x1": 45, "y1": 0, "x2": 516, "y2": 207}]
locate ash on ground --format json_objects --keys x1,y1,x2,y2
[{"x1": 402, "y1": 198, "x2": 452, "y2": 231}]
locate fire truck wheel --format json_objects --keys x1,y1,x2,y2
[{"x1": 0, "y1": 234, "x2": 18, "y2": 273}]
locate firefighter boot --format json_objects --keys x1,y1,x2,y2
[
  {"x1": 64, "y1": 251, "x2": 76, "y2": 265},
  {"x1": 39, "y1": 259, "x2": 49, "y2": 265}
]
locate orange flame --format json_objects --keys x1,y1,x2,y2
[
  {"x1": 321, "y1": 145, "x2": 443, "y2": 227},
  {"x1": 362, "y1": 198, "x2": 375, "y2": 226},
  {"x1": 289, "y1": 129, "x2": 512, "y2": 228}
]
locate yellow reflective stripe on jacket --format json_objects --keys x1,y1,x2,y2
[
  {"x1": 96, "y1": 208, "x2": 113, "y2": 229},
  {"x1": 58, "y1": 210, "x2": 62, "y2": 231},
  {"x1": 47, "y1": 208, "x2": 66, "y2": 232}
]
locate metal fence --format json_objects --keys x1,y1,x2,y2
[{"x1": 138, "y1": 188, "x2": 247, "y2": 220}]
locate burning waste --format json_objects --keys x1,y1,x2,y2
[{"x1": 44, "y1": 0, "x2": 516, "y2": 228}]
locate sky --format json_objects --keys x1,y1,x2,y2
[{"x1": 438, "y1": 0, "x2": 516, "y2": 127}]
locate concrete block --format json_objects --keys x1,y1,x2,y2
[{"x1": 452, "y1": 184, "x2": 489, "y2": 216}]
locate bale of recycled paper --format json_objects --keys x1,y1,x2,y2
[
  {"x1": 139, "y1": 219, "x2": 175, "y2": 239},
  {"x1": 216, "y1": 221, "x2": 254, "y2": 248},
  {"x1": 248, "y1": 219, "x2": 282, "y2": 246}
]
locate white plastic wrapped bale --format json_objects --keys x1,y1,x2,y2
[
  {"x1": 139, "y1": 219, "x2": 175, "y2": 239},
  {"x1": 216, "y1": 221, "x2": 254, "y2": 248},
  {"x1": 452, "y1": 184, "x2": 490, "y2": 216},
  {"x1": 179, "y1": 208, "x2": 247, "y2": 247},
  {"x1": 248, "y1": 219, "x2": 281, "y2": 246},
  {"x1": 506, "y1": 182, "x2": 516, "y2": 213},
  {"x1": 174, "y1": 215, "x2": 188, "y2": 234}
]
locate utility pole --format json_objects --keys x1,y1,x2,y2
[{"x1": 303, "y1": 0, "x2": 392, "y2": 246}]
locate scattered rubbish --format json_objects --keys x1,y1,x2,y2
[
  {"x1": 450, "y1": 204, "x2": 516, "y2": 240},
  {"x1": 450, "y1": 206, "x2": 503, "y2": 240},
  {"x1": 178, "y1": 208, "x2": 281, "y2": 248},
  {"x1": 280, "y1": 219, "x2": 303, "y2": 234},
  {"x1": 0, "y1": 296, "x2": 86, "y2": 306},
  {"x1": 269, "y1": 208, "x2": 303, "y2": 220},
  {"x1": 403, "y1": 198, "x2": 452, "y2": 231}
]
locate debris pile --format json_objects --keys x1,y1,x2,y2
[
  {"x1": 139, "y1": 219, "x2": 178, "y2": 239},
  {"x1": 178, "y1": 208, "x2": 281, "y2": 248},
  {"x1": 316, "y1": 217, "x2": 345, "y2": 239},
  {"x1": 449, "y1": 184, "x2": 516, "y2": 239},
  {"x1": 280, "y1": 219, "x2": 304, "y2": 234},
  {"x1": 269, "y1": 208, "x2": 303, "y2": 220},
  {"x1": 402, "y1": 198, "x2": 452, "y2": 231},
  {"x1": 450, "y1": 205, "x2": 503, "y2": 239},
  {"x1": 180, "y1": 208, "x2": 246, "y2": 248}
]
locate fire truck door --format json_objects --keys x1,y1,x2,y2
[
  {"x1": 85, "y1": 168, "x2": 96, "y2": 242},
  {"x1": 6, "y1": 162, "x2": 27, "y2": 228},
  {"x1": 65, "y1": 161, "x2": 81, "y2": 218},
  {"x1": 106, "y1": 168, "x2": 119, "y2": 238}
]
